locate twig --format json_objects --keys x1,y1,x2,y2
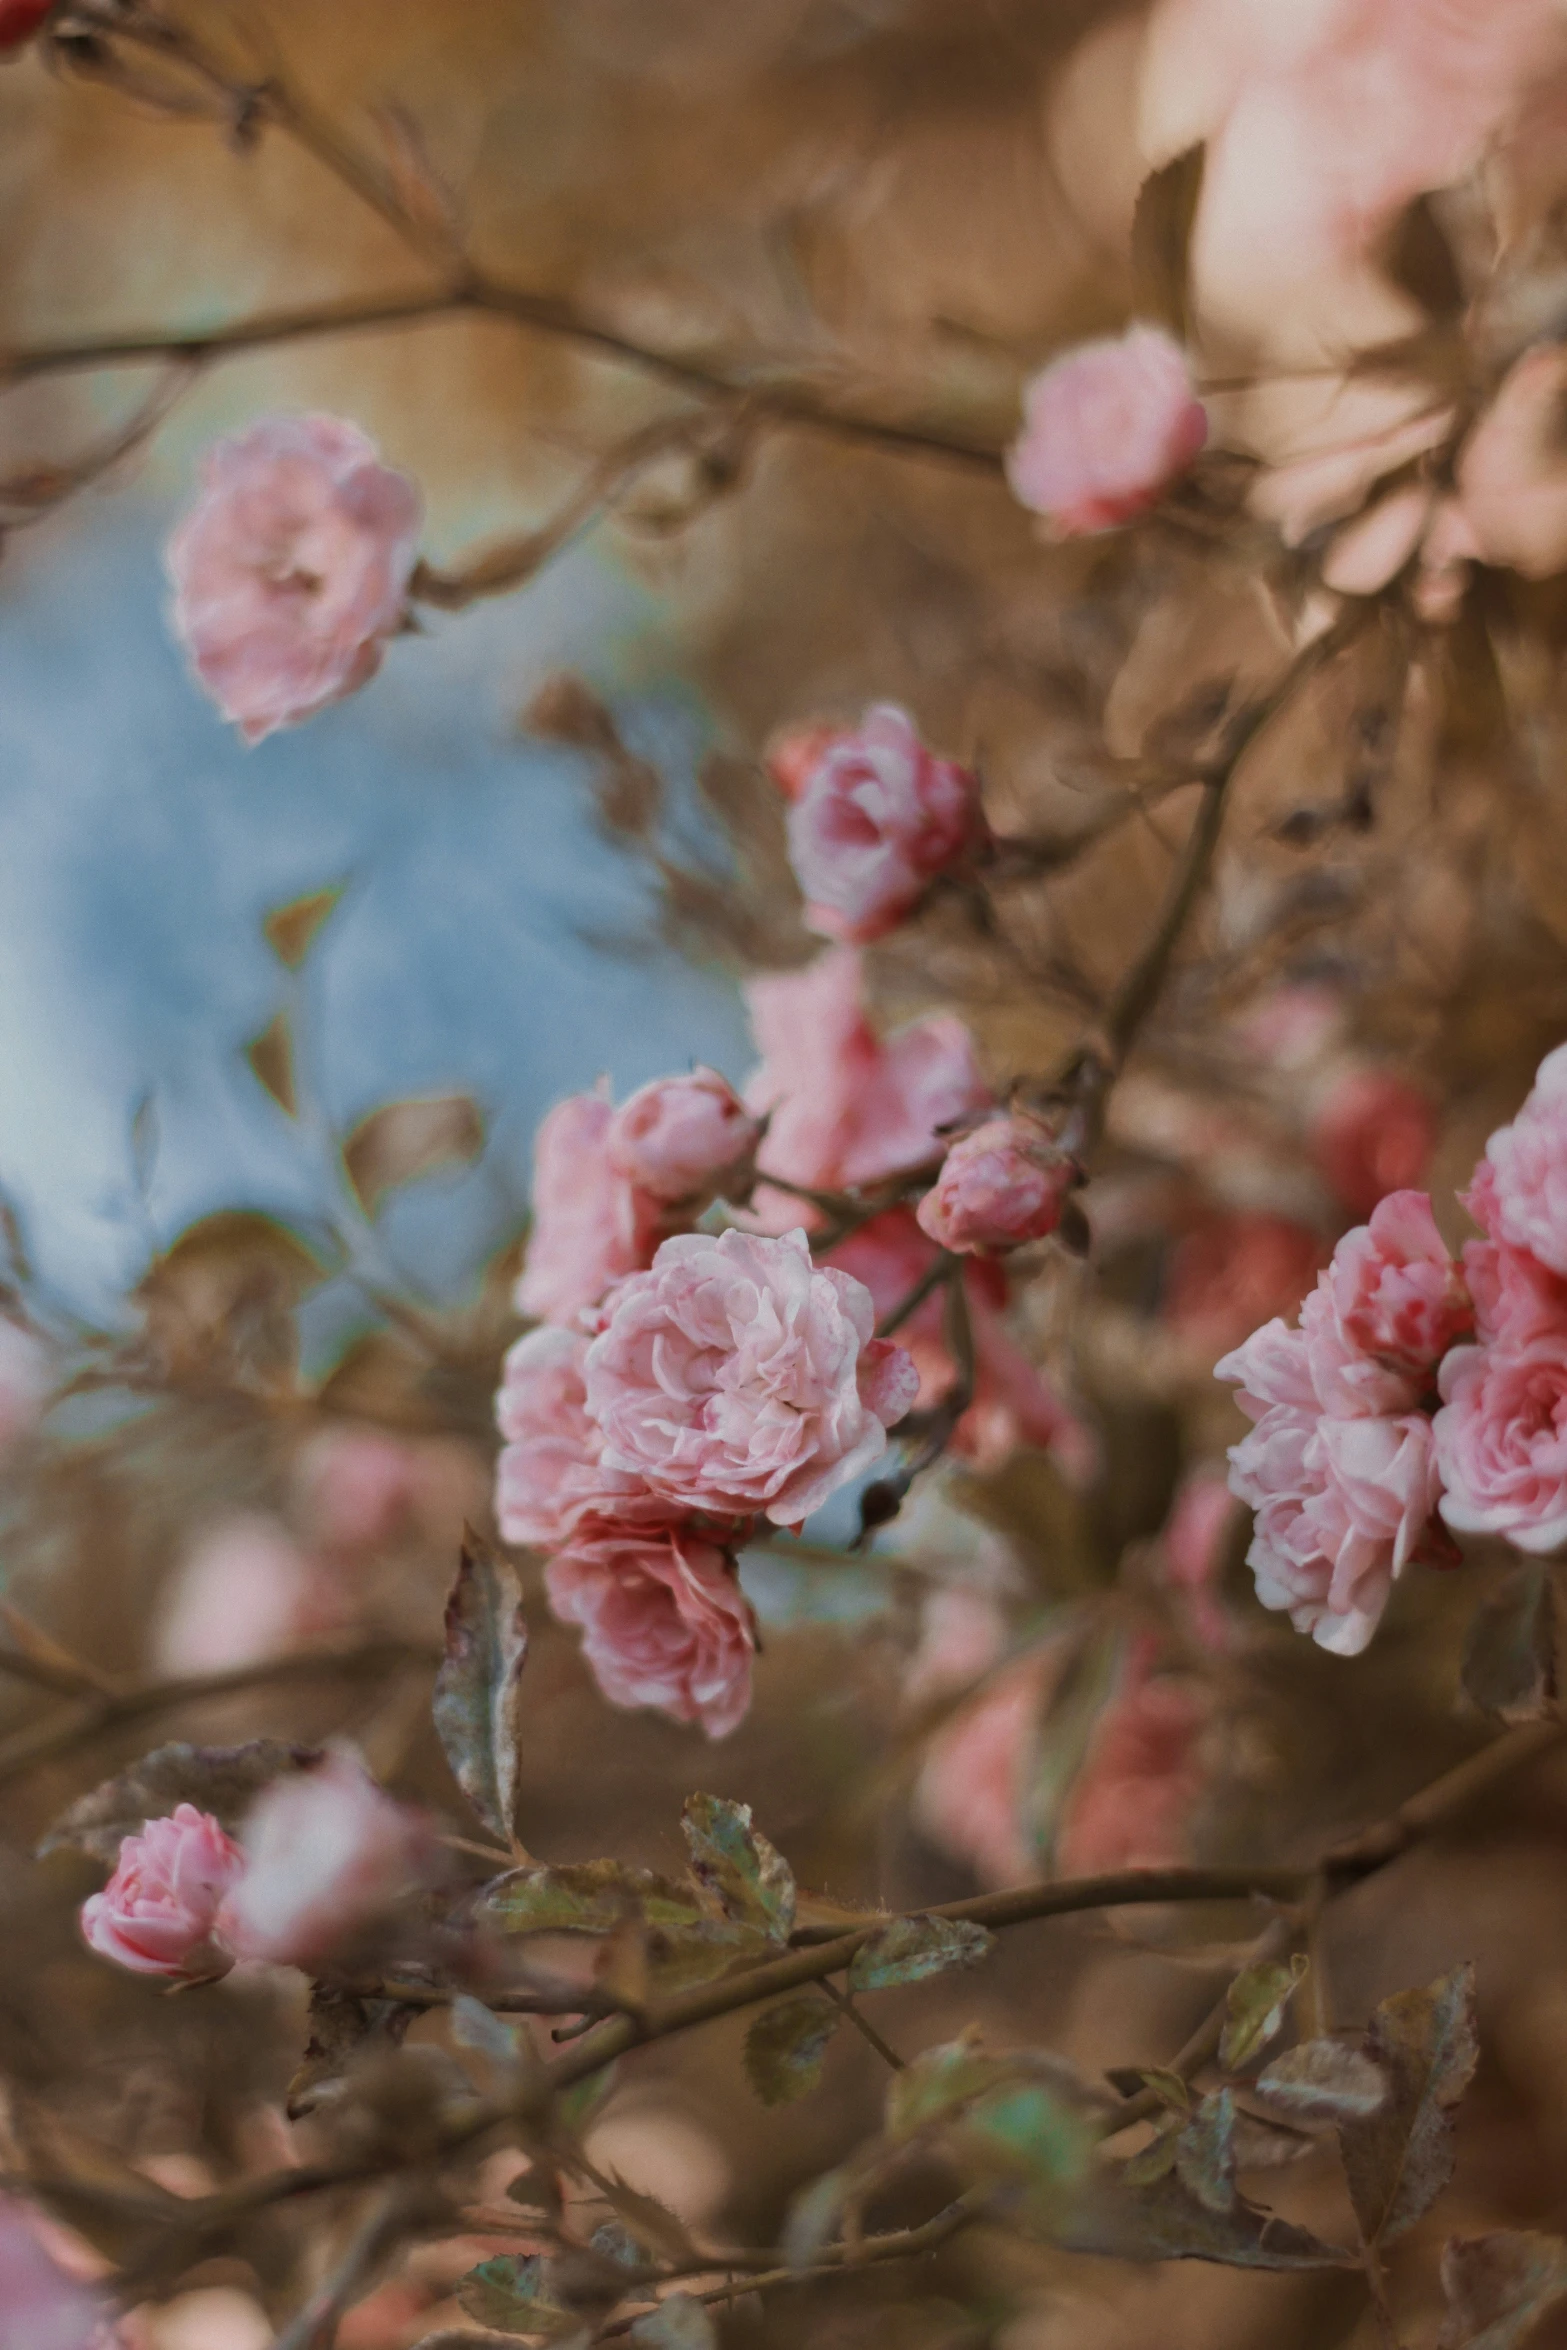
[
  {"x1": 820, "y1": 1977, "x2": 905, "y2": 2071},
  {"x1": 269, "y1": 2181, "x2": 419, "y2": 2350},
  {"x1": 876, "y1": 1251, "x2": 952, "y2": 1339}
]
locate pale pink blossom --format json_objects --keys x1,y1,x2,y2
[
  {"x1": 1006, "y1": 328, "x2": 1207, "y2": 535},
  {"x1": 215, "y1": 1749, "x2": 433, "y2": 1969},
  {"x1": 515, "y1": 1089, "x2": 657, "y2": 1327},
  {"x1": 1214, "y1": 1315, "x2": 1320, "y2": 1422},
  {"x1": 0, "y1": 2197, "x2": 107, "y2": 2350},
  {"x1": 774, "y1": 704, "x2": 985, "y2": 944},
  {"x1": 916, "y1": 1115, "x2": 1078, "y2": 1254},
  {"x1": 153, "y1": 1515, "x2": 320, "y2": 1677},
  {"x1": 1163, "y1": 1470, "x2": 1240, "y2": 1650},
  {"x1": 166, "y1": 415, "x2": 421, "y2": 743},
  {"x1": 1464, "y1": 1235, "x2": 1567, "y2": 1350},
  {"x1": 903, "y1": 1584, "x2": 1009, "y2": 1706},
  {"x1": 493, "y1": 1325, "x2": 681, "y2": 1550},
  {"x1": 1453, "y1": 345, "x2": 1567, "y2": 579},
  {"x1": 81, "y1": 1805, "x2": 245, "y2": 1982},
  {"x1": 1435, "y1": 1339, "x2": 1567, "y2": 1554},
  {"x1": 1057, "y1": 1644, "x2": 1207, "y2": 1877},
  {"x1": 296, "y1": 1426, "x2": 419, "y2": 1552},
  {"x1": 605, "y1": 1069, "x2": 760, "y2": 1206},
  {"x1": 1322, "y1": 1189, "x2": 1471, "y2": 1376},
  {"x1": 1310, "y1": 1065, "x2": 1436, "y2": 1215},
  {"x1": 544, "y1": 1526, "x2": 755, "y2": 1736},
  {"x1": 745, "y1": 947, "x2": 990, "y2": 1216},
  {"x1": 583, "y1": 1227, "x2": 917, "y2": 1526},
  {"x1": 912, "y1": 1650, "x2": 1057, "y2": 1887},
  {"x1": 1469, "y1": 1044, "x2": 1567, "y2": 1277}
]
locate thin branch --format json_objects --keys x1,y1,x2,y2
[
  {"x1": 269, "y1": 2182, "x2": 418, "y2": 2350},
  {"x1": 820, "y1": 1976, "x2": 905, "y2": 2071}
]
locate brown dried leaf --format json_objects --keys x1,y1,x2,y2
[
  {"x1": 1438, "y1": 2230, "x2": 1567, "y2": 2350},
  {"x1": 433, "y1": 1534, "x2": 528, "y2": 1846},
  {"x1": 1340, "y1": 1966, "x2": 1478, "y2": 2248},
  {"x1": 1060, "y1": 2166, "x2": 1350, "y2": 2269},
  {"x1": 246, "y1": 1009, "x2": 297, "y2": 1117},
  {"x1": 744, "y1": 1997, "x2": 841, "y2": 2106},
  {"x1": 136, "y1": 1210, "x2": 325, "y2": 1390},
  {"x1": 1130, "y1": 145, "x2": 1206, "y2": 340},
  {"x1": 264, "y1": 883, "x2": 345, "y2": 969},
  {"x1": 682, "y1": 1792, "x2": 795, "y2": 1939},
  {"x1": 40, "y1": 1739, "x2": 321, "y2": 1863},
  {"x1": 287, "y1": 1986, "x2": 415, "y2": 2120},
  {"x1": 1255, "y1": 2039, "x2": 1389, "y2": 2128},
  {"x1": 1462, "y1": 1565, "x2": 1557, "y2": 1723},
  {"x1": 345, "y1": 1094, "x2": 485, "y2": 1216}
]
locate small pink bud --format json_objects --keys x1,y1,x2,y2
[
  {"x1": 915, "y1": 1116, "x2": 1077, "y2": 1254},
  {"x1": 1006, "y1": 327, "x2": 1207, "y2": 537},
  {"x1": 773, "y1": 705, "x2": 986, "y2": 944},
  {"x1": 81, "y1": 1805, "x2": 245, "y2": 1983},
  {"x1": 215, "y1": 1749, "x2": 433, "y2": 1970},
  {"x1": 606, "y1": 1068, "x2": 761, "y2": 1206},
  {"x1": 166, "y1": 414, "x2": 422, "y2": 743}
]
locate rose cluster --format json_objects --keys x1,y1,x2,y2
[
  {"x1": 80, "y1": 1750, "x2": 432, "y2": 1985},
  {"x1": 1218, "y1": 1041, "x2": 1567, "y2": 1650}
]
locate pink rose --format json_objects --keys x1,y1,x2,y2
[
  {"x1": 1214, "y1": 1315, "x2": 1319, "y2": 1421},
  {"x1": 215, "y1": 1749, "x2": 434, "y2": 1969},
  {"x1": 514, "y1": 1089, "x2": 657, "y2": 1328},
  {"x1": 0, "y1": 2198, "x2": 107, "y2": 2350},
  {"x1": 81, "y1": 1805, "x2": 245, "y2": 1982},
  {"x1": 1005, "y1": 327, "x2": 1207, "y2": 536},
  {"x1": 544, "y1": 1525, "x2": 755, "y2": 1737},
  {"x1": 605, "y1": 1068, "x2": 760, "y2": 1206},
  {"x1": 1322, "y1": 1190, "x2": 1471, "y2": 1375},
  {"x1": 494, "y1": 1325, "x2": 681, "y2": 1550},
  {"x1": 166, "y1": 415, "x2": 421, "y2": 743},
  {"x1": 774, "y1": 704, "x2": 985, "y2": 944},
  {"x1": 912, "y1": 1650, "x2": 1056, "y2": 1888},
  {"x1": 916, "y1": 1115, "x2": 1078, "y2": 1254},
  {"x1": 745, "y1": 947, "x2": 990, "y2": 1214},
  {"x1": 1469, "y1": 1043, "x2": 1567, "y2": 1276},
  {"x1": 296, "y1": 1426, "x2": 419, "y2": 1552},
  {"x1": 583, "y1": 1227, "x2": 918, "y2": 1525},
  {"x1": 1434, "y1": 1339, "x2": 1567, "y2": 1554},
  {"x1": 153, "y1": 1514, "x2": 320, "y2": 1677},
  {"x1": 1464, "y1": 1236, "x2": 1567, "y2": 1349},
  {"x1": 1310, "y1": 1065, "x2": 1436, "y2": 1216},
  {"x1": 0, "y1": 0, "x2": 56, "y2": 50},
  {"x1": 1056, "y1": 1645, "x2": 1207, "y2": 1878},
  {"x1": 1163, "y1": 1470, "x2": 1240, "y2": 1651},
  {"x1": 1167, "y1": 1213, "x2": 1328, "y2": 1355}
]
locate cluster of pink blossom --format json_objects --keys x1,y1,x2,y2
[
  {"x1": 1219, "y1": 1041, "x2": 1567, "y2": 1650},
  {"x1": 1006, "y1": 325, "x2": 1208, "y2": 538},
  {"x1": 80, "y1": 1749, "x2": 433, "y2": 1985}
]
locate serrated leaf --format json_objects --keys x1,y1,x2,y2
[
  {"x1": 886, "y1": 2031, "x2": 1020, "y2": 2139},
  {"x1": 483, "y1": 1860, "x2": 706, "y2": 1937},
  {"x1": 744, "y1": 1997, "x2": 840, "y2": 2105},
  {"x1": 345, "y1": 1093, "x2": 485, "y2": 1216},
  {"x1": 1220, "y1": 1955, "x2": 1309, "y2": 2073},
  {"x1": 40, "y1": 1739, "x2": 320, "y2": 1863},
  {"x1": 591, "y1": 2175, "x2": 698, "y2": 2269},
  {"x1": 1255, "y1": 2038, "x2": 1389, "y2": 2127},
  {"x1": 286, "y1": 1986, "x2": 414, "y2": 2119},
  {"x1": 246, "y1": 1011, "x2": 297, "y2": 1117},
  {"x1": 264, "y1": 883, "x2": 344, "y2": 969},
  {"x1": 681, "y1": 1792, "x2": 795, "y2": 1940},
  {"x1": 1136, "y1": 2068, "x2": 1191, "y2": 2113},
  {"x1": 433, "y1": 1535, "x2": 528, "y2": 1845},
  {"x1": 1438, "y1": 2231, "x2": 1567, "y2": 2350},
  {"x1": 1340, "y1": 1966, "x2": 1478, "y2": 2248},
  {"x1": 1058, "y1": 2166, "x2": 1351, "y2": 2269},
  {"x1": 1462, "y1": 1566, "x2": 1557, "y2": 1724},
  {"x1": 457, "y1": 2255, "x2": 577, "y2": 2337},
  {"x1": 630, "y1": 2292, "x2": 717, "y2": 2348},
  {"x1": 848, "y1": 1913, "x2": 995, "y2": 1993},
  {"x1": 1130, "y1": 144, "x2": 1205, "y2": 340},
  {"x1": 1230, "y1": 2110, "x2": 1316, "y2": 2171},
  {"x1": 1175, "y1": 2088, "x2": 1236, "y2": 2213}
]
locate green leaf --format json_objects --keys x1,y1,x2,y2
[
  {"x1": 484, "y1": 1859, "x2": 704, "y2": 1937},
  {"x1": 40, "y1": 1738, "x2": 321, "y2": 1864},
  {"x1": 848, "y1": 1913, "x2": 995, "y2": 1993},
  {"x1": 246, "y1": 1011, "x2": 297, "y2": 1117},
  {"x1": 263, "y1": 883, "x2": 345, "y2": 969},
  {"x1": 885, "y1": 2031, "x2": 1019, "y2": 2140},
  {"x1": 345, "y1": 1092, "x2": 485, "y2": 1216},
  {"x1": 1438, "y1": 2231, "x2": 1567, "y2": 2350},
  {"x1": 1121, "y1": 2117, "x2": 1182, "y2": 2185},
  {"x1": 958, "y1": 2078, "x2": 1100, "y2": 2197},
  {"x1": 782, "y1": 2168, "x2": 849, "y2": 2269},
  {"x1": 1462, "y1": 1565, "x2": 1557, "y2": 1724},
  {"x1": 1130, "y1": 144, "x2": 1206, "y2": 341},
  {"x1": 1255, "y1": 2038, "x2": 1388, "y2": 2127},
  {"x1": 681, "y1": 1792, "x2": 795, "y2": 1940},
  {"x1": 1058, "y1": 2167, "x2": 1351, "y2": 2269},
  {"x1": 1174, "y1": 2088, "x2": 1236, "y2": 2213},
  {"x1": 744, "y1": 1997, "x2": 840, "y2": 2106},
  {"x1": 456, "y1": 2254, "x2": 577, "y2": 2336},
  {"x1": 1219, "y1": 1954, "x2": 1309, "y2": 2073},
  {"x1": 590, "y1": 2175, "x2": 698, "y2": 2269},
  {"x1": 1339, "y1": 1965, "x2": 1478, "y2": 2248},
  {"x1": 433, "y1": 1533, "x2": 528, "y2": 1846},
  {"x1": 630, "y1": 2291, "x2": 717, "y2": 2348},
  {"x1": 1135, "y1": 2068, "x2": 1191, "y2": 2113}
]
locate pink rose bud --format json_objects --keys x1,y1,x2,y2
[
  {"x1": 1321, "y1": 1190, "x2": 1471, "y2": 1378},
  {"x1": 80, "y1": 1805, "x2": 245, "y2": 1983},
  {"x1": 1310, "y1": 1064, "x2": 1436, "y2": 1216},
  {"x1": 0, "y1": 0, "x2": 56, "y2": 50},
  {"x1": 584, "y1": 1227, "x2": 918, "y2": 1525},
  {"x1": 773, "y1": 704, "x2": 986, "y2": 944},
  {"x1": 545, "y1": 1525, "x2": 756, "y2": 1738},
  {"x1": 494, "y1": 1324, "x2": 683, "y2": 1550},
  {"x1": 514, "y1": 1088, "x2": 656, "y2": 1328},
  {"x1": 166, "y1": 414, "x2": 422, "y2": 743},
  {"x1": 1435, "y1": 1338, "x2": 1567, "y2": 1556},
  {"x1": 1006, "y1": 326, "x2": 1208, "y2": 537},
  {"x1": 215, "y1": 1749, "x2": 433, "y2": 1970},
  {"x1": 1468, "y1": 1043, "x2": 1567, "y2": 1278},
  {"x1": 915, "y1": 1116, "x2": 1078, "y2": 1254},
  {"x1": 0, "y1": 2196, "x2": 107, "y2": 2350},
  {"x1": 605, "y1": 1068, "x2": 762, "y2": 1206}
]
